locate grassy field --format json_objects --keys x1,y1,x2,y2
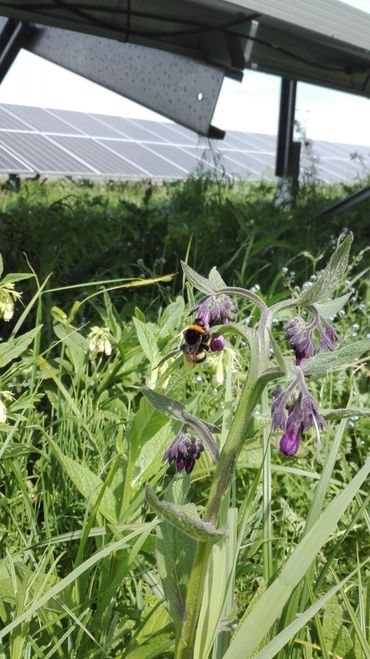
[{"x1": 0, "y1": 177, "x2": 368, "y2": 658}]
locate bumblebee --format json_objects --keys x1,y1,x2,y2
[{"x1": 181, "y1": 323, "x2": 210, "y2": 365}]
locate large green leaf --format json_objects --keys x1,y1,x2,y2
[
  {"x1": 154, "y1": 476, "x2": 197, "y2": 634},
  {"x1": 147, "y1": 484, "x2": 224, "y2": 543},
  {"x1": 181, "y1": 262, "x2": 216, "y2": 295},
  {"x1": 224, "y1": 458, "x2": 370, "y2": 659},
  {"x1": 143, "y1": 388, "x2": 220, "y2": 462},
  {"x1": 0, "y1": 326, "x2": 41, "y2": 368},
  {"x1": 49, "y1": 439, "x2": 117, "y2": 523},
  {"x1": 297, "y1": 233, "x2": 352, "y2": 305},
  {"x1": 314, "y1": 292, "x2": 351, "y2": 319},
  {"x1": 133, "y1": 317, "x2": 160, "y2": 365},
  {"x1": 302, "y1": 339, "x2": 370, "y2": 379}
]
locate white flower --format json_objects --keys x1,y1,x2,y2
[
  {"x1": 0, "y1": 399, "x2": 7, "y2": 423},
  {"x1": 3, "y1": 302, "x2": 14, "y2": 321},
  {"x1": 87, "y1": 326, "x2": 113, "y2": 357}
]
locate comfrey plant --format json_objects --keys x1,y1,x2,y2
[{"x1": 143, "y1": 234, "x2": 370, "y2": 659}]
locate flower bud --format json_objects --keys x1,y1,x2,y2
[
  {"x1": 210, "y1": 335, "x2": 225, "y2": 352},
  {"x1": 280, "y1": 428, "x2": 300, "y2": 456}
]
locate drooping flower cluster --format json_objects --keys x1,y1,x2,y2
[
  {"x1": 285, "y1": 309, "x2": 338, "y2": 365},
  {"x1": 272, "y1": 371, "x2": 325, "y2": 457},
  {"x1": 87, "y1": 326, "x2": 112, "y2": 357},
  {"x1": 0, "y1": 282, "x2": 22, "y2": 322},
  {"x1": 163, "y1": 429, "x2": 204, "y2": 474},
  {"x1": 189, "y1": 294, "x2": 238, "y2": 331},
  {"x1": 188, "y1": 294, "x2": 237, "y2": 355}
]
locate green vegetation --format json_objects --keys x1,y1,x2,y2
[{"x1": 0, "y1": 177, "x2": 368, "y2": 658}]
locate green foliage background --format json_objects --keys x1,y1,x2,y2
[{"x1": 0, "y1": 176, "x2": 368, "y2": 658}]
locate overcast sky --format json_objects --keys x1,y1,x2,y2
[{"x1": 0, "y1": 0, "x2": 369, "y2": 145}]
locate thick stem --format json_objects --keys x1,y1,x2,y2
[
  {"x1": 175, "y1": 333, "x2": 267, "y2": 658},
  {"x1": 175, "y1": 541, "x2": 212, "y2": 659}
]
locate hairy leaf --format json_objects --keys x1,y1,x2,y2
[
  {"x1": 155, "y1": 476, "x2": 197, "y2": 634},
  {"x1": 314, "y1": 292, "x2": 351, "y2": 319},
  {"x1": 181, "y1": 261, "x2": 216, "y2": 295},
  {"x1": 302, "y1": 339, "x2": 370, "y2": 379},
  {"x1": 297, "y1": 233, "x2": 353, "y2": 304},
  {"x1": 143, "y1": 388, "x2": 220, "y2": 462},
  {"x1": 147, "y1": 484, "x2": 224, "y2": 543}
]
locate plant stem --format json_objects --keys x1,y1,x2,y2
[{"x1": 175, "y1": 332, "x2": 271, "y2": 658}]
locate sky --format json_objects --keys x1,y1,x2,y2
[{"x1": 0, "y1": 0, "x2": 369, "y2": 145}]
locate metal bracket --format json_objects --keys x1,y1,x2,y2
[
  {"x1": 244, "y1": 19, "x2": 259, "y2": 64},
  {"x1": 0, "y1": 18, "x2": 35, "y2": 84},
  {"x1": 26, "y1": 25, "x2": 226, "y2": 137}
]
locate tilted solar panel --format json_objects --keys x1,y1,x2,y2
[
  {"x1": 0, "y1": 133, "x2": 96, "y2": 174},
  {"x1": 0, "y1": 145, "x2": 34, "y2": 172},
  {"x1": 2, "y1": 104, "x2": 82, "y2": 135},
  {"x1": 0, "y1": 103, "x2": 368, "y2": 183},
  {"x1": 49, "y1": 109, "x2": 124, "y2": 138},
  {"x1": 50, "y1": 136, "x2": 145, "y2": 176},
  {"x1": 98, "y1": 140, "x2": 189, "y2": 178}
]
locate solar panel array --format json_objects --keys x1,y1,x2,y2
[{"x1": 0, "y1": 103, "x2": 368, "y2": 183}]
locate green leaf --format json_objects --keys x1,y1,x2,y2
[
  {"x1": 146, "y1": 484, "x2": 224, "y2": 543},
  {"x1": 133, "y1": 317, "x2": 160, "y2": 365},
  {"x1": 297, "y1": 233, "x2": 353, "y2": 304},
  {"x1": 1, "y1": 272, "x2": 34, "y2": 285},
  {"x1": 302, "y1": 339, "x2": 370, "y2": 379},
  {"x1": 253, "y1": 569, "x2": 360, "y2": 659},
  {"x1": 322, "y1": 407, "x2": 370, "y2": 420},
  {"x1": 155, "y1": 476, "x2": 197, "y2": 634},
  {"x1": 181, "y1": 261, "x2": 216, "y2": 295},
  {"x1": 0, "y1": 524, "x2": 157, "y2": 642},
  {"x1": 208, "y1": 266, "x2": 227, "y2": 289},
  {"x1": 321, "y1": 595, "x2": 354, "y2": 657},
  {"x1": 158, "y1": 296, "x2": 185, "y2": 338},
  {"x1": 53, "y1": 323, "x2": 88, "y2": 373},
  {"x1": 314, "y1": 292, "x2": 351, "y2": 319},
  {"x1": 0, "y1": 326, "x2": 41, "y2": 368},
  {"x1": 142, "y1": 388, "x2": 220, "y2": 462},
  {"x1": 224, "y1": 458, "x2": 370, "y2": 659},
  {"x1": 49, "y1": 439, "x2": 117, "y2": 523}
]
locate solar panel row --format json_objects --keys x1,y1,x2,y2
[{"x1": 0, "y1": 103, "x2": 368, "y2": 183}]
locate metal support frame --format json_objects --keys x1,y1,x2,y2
[
  {"x1": 27, "y1": 25, "x2": 226, "y2": 137},
  {"x1": 275, "y1": 78, "x2": 301, "y2": 203},
  {"x1": 311, "y1": 184, "x2": 370, "y2": 220},
  {"x1": 0, "y1": 18, "x2": 35, "y2": 84}
]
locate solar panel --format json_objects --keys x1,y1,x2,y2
[
  {"x1": 0, "y1": 103, "x2": 367, "y2": 183},
  {"x1": 0, "y1": 133, "x2": 96, "y2": 174},
  {"x1": 0, "y1": 145, "x2": 34, "y2": 172},
  {"x1": 50, "y1": 136, "x2": 145, "y2": 176},
  {"x1": 0, "y1": 107, "x2": 34, "y2": 131},
  {"x1": 98, "y1": 140, "x2": 189, "y2": 178},
  {"x1": 91, "y1": 115, "x2": 166, "y2": 142},
  {"x1": 2, "y1": 104, "x2": 82, "y2": 134},
  {"x1": 149, "y1": 122, "x2": 199, "y2": 145},
  {"x1": 129, "y1": 120, "x2": 195, "y2": 145},
  {"x1": 49, "y1": 109, "x2": 124, "y2": 138},
  {"x1": 155, "y1": 144, "x2": 215, "y2": 174}
]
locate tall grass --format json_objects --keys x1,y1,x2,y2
[{"x1": 0, "y1": 178, "x2": 368, "y2": 658}]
